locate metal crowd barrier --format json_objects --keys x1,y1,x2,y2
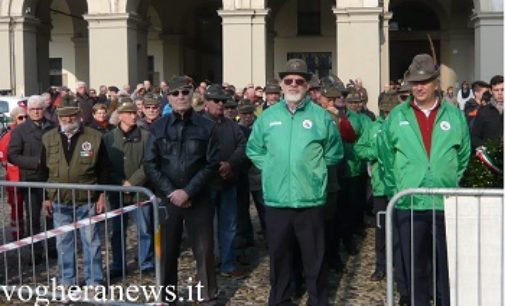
[
  {"x1": 0, "y1": 181, "x2": 161, "y2": 305},
  {"x1": 386, "y1": 188, "x2": 504, "y2": 306}
]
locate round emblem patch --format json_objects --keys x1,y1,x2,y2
[
  {"x1": 440, "y1": 121, "x2": 451, "y2": 131},
  {"x1": 302, "y1": 119, "x2": 313, "y2": 129},
  {"x1": 82, "y1": 141, "x2": 92, "y2": 151}
]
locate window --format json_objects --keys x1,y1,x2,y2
[
  {"x1": 297, "y1": 0, "x2": 321, "y2": 35},
  {"x1": 287, "y1": 52, "x2": 332, "y2": 78},
  {"x1": 49, "y1": 58, "x2": 62, "y2": 86}
]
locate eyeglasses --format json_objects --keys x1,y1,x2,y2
[
  {"x1": 170, "y1": 90, "x2": 191, "y2": 97},
  {"x1": 210, "y1": 99, "x2": 225, "y2": 104},
  {"x1": 144, "y1": 106, "x2": 159, "y2": 110},
  {"x1": 17, "y1": 115, "x2": 27, "y2": 120},
  {"x1": 283, "y1": 78, "x2": 306, "y2": 86},
  {"x1": 28, "y1": 108, "x2": 43, "y2": 111}
]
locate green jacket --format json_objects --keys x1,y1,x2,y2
[
  {"x1": 355, "y1": 117, "x2": 386, "y2": 196},
  {"x1": 42, "y1": 126, "x2": 108, "y2": 204},
  {"x1": 246, "y1": 98, "x2": 344, "y2": 208},
  {"x1": 103, "y1": 125, "x2": 149, "y2": 186},
  {"x1": 342, "y1": 110, "x2": 370, "y2": 178},
  {"x1": 379, "y1": 100, "x2": 471, "y2": 210}
]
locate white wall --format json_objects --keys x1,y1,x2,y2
[{"x1": 49, "y1": 11, "x2": 77, "y2": 88}]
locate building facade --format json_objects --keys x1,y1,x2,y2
[{"x1": 0, "y1": 0, "x2": 502, "y2": 113}]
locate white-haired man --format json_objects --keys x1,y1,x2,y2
[{"x1": 8, "y1": 95, "x2": 56, "y2": 262}]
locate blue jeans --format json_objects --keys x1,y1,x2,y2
[
  {"x1": 52, "y1": 203, "x2": 103, "y2": 286},
  {"x1": 212, "y1": 185, "x2": 238, "y2": 273},
  {"x1": 109, "y1": 195, "x2": 154, "y2": 272}
]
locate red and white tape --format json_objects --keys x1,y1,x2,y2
[{"x1": 0, "y1": 197, "x2": 155, "y2": 254}]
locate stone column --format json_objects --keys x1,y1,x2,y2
[
  {"x1": 71, "y1": 36, "x2": 89, "y2": 85},
  {"x1": 334, "y1": 6, "x2": 382, "y2": 113},
  {"x1": 160, "y1": 34, "x2": 184, "y2": 80},
  {"x1": 218, "y1": 8, "x2": 269, "y2": 88},
  {"x1": 472, "y1": 12, "x2": 503, "y2": 82},
  {"x1": 0, "y1": 17, "x2": 12, "y2": 93},
  {"x1": 380, "y1": 12, "x2": 392, "y2": 90},
  {"x1": 440, "y1": 29, "x2": 474, "y2": 90},
  {"x1": 84, "y1": 13, "x2": 143, "y2": 89},
  {"x1": 10, "y1": 16, "x2": 40, "y2": 96}
]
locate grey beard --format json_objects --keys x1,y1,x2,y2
[{"x1": 61, "y1": 121, "x2": 81, "y2": 135}]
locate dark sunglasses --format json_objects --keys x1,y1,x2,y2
[
  {"x1": 170, "y1": 90, "x2": 191, "y2": 97},
  {"x1": 17, "y1": 115, "x2": 27, "y2": 120},
  {"x1": 144, "y1": 106, "x2": 159, "y2": 110},
  {"x1": 283, "y1": 78, "x2": 306, "y2": 86}
]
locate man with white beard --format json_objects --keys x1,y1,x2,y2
[
  {"x1": 246, "y1": 59, "x2": 343, "y2": 305},
  {"x1": 41, "y1": 95, "x2": 109, "y2": 287}
]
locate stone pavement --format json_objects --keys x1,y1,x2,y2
[{"x1": 0, "y1": 202, "x2": 389, "y2": 305}]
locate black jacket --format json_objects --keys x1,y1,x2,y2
[
  {"x1": 203, "y1": 113, "x2": 247, "y2": 189},
  {"x1": 470, "y1": 102, "x2": 503, "y2": 148},
  {"x1": 88, "y1": 120, "x2": 115, "y2": 134},
  {"x1": 8, "y1": 118, "x2": 54, "y2": 181},
  {"x1": 144, "y1": 109, "x2": 220, "y2": 200},
  {"x1": 76, "y1": 93, "x2": 94, "y2": 126}
]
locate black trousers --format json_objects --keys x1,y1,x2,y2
[
  {"x1": 337, "y1": 176, "x2": 361, "y2": 245},
  {"x1": 235, "y1": 176, "x2": 254, "y2": 250},
  {"x1": 324, "y1": 192, "x2": 340, "y2": 268},
  {"x1": 373, "y1": 196, "x2": 387, "y2": 272},
  {"x1": 251, "y1": 190, "x2": 267, "y2": 238},
  {"x1": 22, "y1": 187, "x2": 55, "y2": 252},
  {"x1": 394, "y1": 210, "x2": 450, "y2": 306},
  {"x1": 265, "y1": 205, "x2": 328, "y2": 306},
  {"x1": 158, "y1": 200, "x2": 217, "y2": 305}
]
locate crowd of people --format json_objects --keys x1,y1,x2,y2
[{"x1": 0, "y1": 53, "x2": 502, "y2": 306}]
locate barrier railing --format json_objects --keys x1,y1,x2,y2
[
  {"x1": 386, "y1": 188, "x2": 504, "y2": 306},
  {"x1": 0, "y1": 181, "x2": 161, "y2": 305}
]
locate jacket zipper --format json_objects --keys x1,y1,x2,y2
[{"x1": 288, "y1": 113, "x2": 294, "y2": 204}]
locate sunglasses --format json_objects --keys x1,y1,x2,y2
[
  {"x1": 17, "y1": 115, "x2": 27, "y2": 120},
  {"x1": 170, "y1": 90, "x2": 191, "y2": 97},
  {"x1": 283, "y1": 78, "x2": 306, "y2": 86},
  {"x1": 144, "y1": 106, "x2": 159, "y2": 110}
]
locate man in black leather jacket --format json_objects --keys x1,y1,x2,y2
[{"x1": 144, "y1": 76, "x2": 219, "y2": 305}]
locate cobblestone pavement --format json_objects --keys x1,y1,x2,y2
[{"x1": 0, "y1": 200, "x2": 389, "y2": 306}]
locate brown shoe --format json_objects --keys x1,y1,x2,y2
[{"x1": 221, "y1": 270, "x2": 247, "y2": 280}]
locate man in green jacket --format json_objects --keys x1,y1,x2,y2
[
  {"x1": 246, "y1": 59, "x2": 343, "y2": 306},
  {"x1": 42, "y1": 98, "x2": 108, "y2": 287},
  {"x1": 355, "y1": 91, "x2": 398, "y2": 282},
  {"x1": 103, "y1": 100, "x2": 154, "y2": 279},
  {"x1": 379, "y1": 54, "x2": 470, "y2": 306}
]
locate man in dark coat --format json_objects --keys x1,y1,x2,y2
[
  {"x1": 144, "y1": 76, "x2": 219, "y2": 305},
  {"x1": 75, "y1": 81, "x2": 94, "y2": 125},
  {"x1": 8, "y1": 94, "x2": 55, "y2": 261}
]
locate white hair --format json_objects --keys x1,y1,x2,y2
[
  {"x1": 27, "y1": 95, "x2": 46, "y2": 109},
  {"x1": 10, "y1": 106, "x2": 25, "y2": 121},
  {"x1": 76, "y1": 81, "x2": 87, "y2": 90}
]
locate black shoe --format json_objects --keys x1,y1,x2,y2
[
  {"x1": 141, "y1": 268, "x2": 155, "y2": 276},
  {"x1": 108, "y1": 269, "x2": 125, "y2": 280},
  {"x1": 344, "y1": 241, "x2": 358, "y2": 255},
  {"x1": 398, "y1": 296, "x2": 411, "y2": 306},
  {"x1": 369, "y1": 269, "x2": 385, "y2": 281}
]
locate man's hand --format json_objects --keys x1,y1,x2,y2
[
  {"x1": 219, "y1": 161, "x2": 233, "y2": 180},
  {"x1": 168, "y1": 189, "x2": 189, "y2": 207},
  {"x1": 96, "y1": 193, "x2": 106, "y2": 214},
  {"x1": 43, "y1": 200, "x2": 52, "y2": 217},
  {"x1": 181, "y1": 200, "x2": 192, "y2": 209},
  {"x1": 326, "y1": 106, "x2": 339, "y2": 117}
]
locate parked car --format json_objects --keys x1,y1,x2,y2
[{"x1": 0, "y1": 96, "x2": 28, "y2": 135}]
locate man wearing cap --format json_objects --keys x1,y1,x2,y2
[
  {"x1": 41, "y1": 97, "x2": 109, "y2": 287},
  {"x1": 318, "y1": 85, "x2": 346, "y2": 272},
  {"x1": 203, "y1": 84, "x2": 247, "y2": 278},
  {"x1": 262, "y1": 82, "x2": 281, "y2": 112},
  {"x1": 246, "y1": 58, "x2": 343, "y2": 305},
  {"x1": 103, "y1": 100, "x2": 154, "y2": 279},
  {"x1": 144, "y1": 76, "x2": 219, "y2": 304},
  {"x1": 308, "y1": 75, "x2": 321, "y2": 102},
  {"x1": 336, "y1": 89, "x2": 370, "y2": 255},
  {"x1": 137, "y1": 94, "x2": 162, "y2": 130},
  {"x1": 235, "y1": 101, "x2": 260, "y2": 260},
  {"x1": 223, "y1": 97, "x2": 239, "y2": 121},
  {"x1": 355, "y1": 91, "x2": 398, "y2": 282},
  {"x1": 379, "y1": 54, "x2": 470, "y2": 306},
  {"x1": 9, "y1": 95, "x2": 56, "y2": 262}
]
